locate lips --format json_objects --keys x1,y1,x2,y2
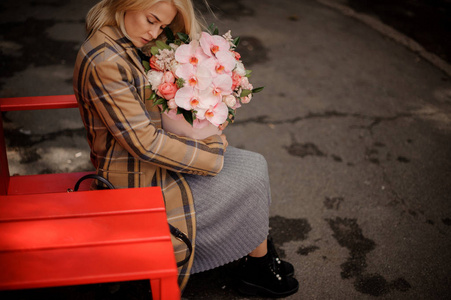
[{"x1": 142, "y1": 38, "x2": 150, "y2": 44}]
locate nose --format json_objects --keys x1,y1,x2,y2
[{"x1": 149, "y1": 26, "x2": 161, "y2": 40}]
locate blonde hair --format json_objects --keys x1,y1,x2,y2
[{"x1": 86, "y1": 0, "x2": 202, "y2": 40}]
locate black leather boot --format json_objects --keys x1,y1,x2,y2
[
  {"x1": 267, "y1": 236, "x2": 295, "y2": 277},
  {"x1": 237, "y1": 253, "x2": 299, "y2": 298}
]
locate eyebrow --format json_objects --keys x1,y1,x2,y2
[{"x1": 149, "y1": 13, "x2": 170, "y2": 26}]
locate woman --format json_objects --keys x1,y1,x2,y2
[{"x1": 73, "y1": 0, "x2": 298, "y2": 297}]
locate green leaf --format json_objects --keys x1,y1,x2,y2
[
  {"x1": 233, "y1": 37, "x2": 240, "y2": 47},
  {"x1": 153, "y1": 98, "x2": 166, "y2": 106},
  {"x1": 245, "y1": 69, "x2": 252, "y2": 77},
  {"x1": 177, "y1": 32, "x2": 190, "y2": 44},
  {"x1": 150, "y1": 92, "x2": 158, "y2": 101},
  {"x1": 213, "y1": 27, "x2": 219, "y2": 35},
  {"x1": 161, "y1": 101, "x2": 168, "y2": 112},
  {"x1": 156, "y1": 40, "x2": 171, "y2": 50},
  {"x1": 164, "y1": 27, "x2": 175, "y2": 43},
  {"x1": 240, "y1": 89, "x2": 252, "y2": 97},
  {"x1": 207, "y1": 23, "x2": 216, "y2": 35},
  {"x1": 227, "y1": 107, "x2": 236, "y2": 123},
  {"x1": 142, "y1": 60, "x2": 150, "y2": 72},
  {"x1": 151, "y1": 46, "x2": 160, "y2": 56},
  {"x1": 252, "y1": 87, "x2": 264, "y2": 93},
  {"x1": 182, "y1": 109, "x2": 194, "y2": 126}
]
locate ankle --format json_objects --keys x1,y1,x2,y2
[{"x1": 246, "y1": 252, "x2": 270, "y2": 264}]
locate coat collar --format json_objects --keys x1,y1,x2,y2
[{"x1": 99, "y1": 26, "x2": 147, "y2": 76}]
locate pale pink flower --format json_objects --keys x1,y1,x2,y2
[
  {"x1": 196, "y1": 101, "x2": 229, "y2": 126},
  {"x1": 175, "y1": 63, "x2": 212, "y2": 90},
  {"x1": 163, "y1": 71, "x2": 175, "y2": 83},
  {"x1": 175, "y1": 40, "x2": 208, "y2": 66},
  {"x1": 234, "y1": 60, "x2": 246, "y2": 76},
  {"x1": 222, "y1": 30, "x2": 234, "y2": 45},
  {"x1": 175, "y1": 86, "x2": 217, "y2": 111},
  {"x1": 240, "y1": 76, "x2": 253, "y2": 90},
  {"x1": 241, "y1": 94, "x2": 252, "y2": 104},
  {"x1": 167, "y1": 98, "x2": 178, "y2": 110},
  {"x1": 202, "y1": 52, "x2": 236, "y2": 77},
  {"x1": 155, "y1": 48, "x2": 176, "y2": 71},
  {"x1": 199, "y1": 32, "x2": 230, "y2": 57},
  {"x1": 147, "y1": 70, "x2": 164, "y2": 91},
  {"x1": 169, "y1": 60, "x2": 180, "y2": 74},
  {"x1": 210, "y1": 74, "x2": 233, "y2": 99},
  {"x1": 223, "y1": 95, "x2": 237, "y2": 108}
]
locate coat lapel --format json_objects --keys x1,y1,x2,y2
[{"x1": 126, "y1": 47, "x2": 147, "y2": 77}]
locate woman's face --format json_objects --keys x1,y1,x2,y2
[{"x1": 124, "y1": 2, "x2": 177, "y2": 48}]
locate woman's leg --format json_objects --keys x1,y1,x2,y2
[
  {"x1": 186, "y1": 147, "x2": 271, "y2": 273},
  {"x1": 248, "y1": 239, "x2": 267, "y2": 257}
]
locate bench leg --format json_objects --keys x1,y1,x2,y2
[
  {"x1": 150, "y1": 277, "x2": 180, "y2": 300},
  {"x1": 150, "y1": 279, "x2": 160, "y2": 299}
]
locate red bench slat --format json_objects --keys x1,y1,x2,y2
[
  {"x1": 0, "y1": 187, "x2": 181, "y2": 299},
  {"x1": 0, "y1": 95, "x2": 78, "y2": 111}
]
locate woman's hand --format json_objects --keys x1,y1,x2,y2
[
  {"x1": 219, "y1": 134, "x2": 228, "y2": 152},
  {"x1": 218, "y1": 121, "x2": 229, "y2": 131}
]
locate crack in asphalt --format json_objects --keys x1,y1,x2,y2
[
  {"x1": 234, "y1": 110, "x2": 440, "y2": 127},
  {"x1": 368, "y1": 144, "x2": 448, "y2": 236}
]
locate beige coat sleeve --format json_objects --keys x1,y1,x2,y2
[{"x1": 87, "y1": 60, "x2": 225, "y2": 176}]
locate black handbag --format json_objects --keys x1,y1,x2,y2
[{"x1": 70, "y1": 174, "x2": 192, "y2": 268}]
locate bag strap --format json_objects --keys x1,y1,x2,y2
[
  {"x1": 72, "y1": 174, "x2": 115, "y2": 191},
  {"x1": 169, "y1": 225, "x2": 193, "y2": 267},
  {"x1": 71, "y1": 174, "x2": 193, "y2": 268}
]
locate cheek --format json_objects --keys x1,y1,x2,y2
[
  {"x1": 125, "y1": 15, "x2": 144, "y2": 37},
  {"x1": 124, "y1": 16, "x2": 135, "y2": 36}
]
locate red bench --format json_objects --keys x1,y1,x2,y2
[{"x1": 0, "y1": 95, "x2": 180, "y2": 299}]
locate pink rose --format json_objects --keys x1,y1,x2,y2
[
  {"x1": 167, "y1": 98, "x2": 178, "y2": 110},
  {"x1": 231, "y1": 72, "x2": 242, "y2": 90},
  {"x1": 158, "y1": 82, "x2": 178, "y2": 100},
  {"x1": 223, "y1": 95, "x2": 237, "y2": 108},
  {"x1": 240, "y1": 76, "x2": 253, "y2": 90},
  {"x1": 149, "y1": 56, "x2": 163, "y2": 72},
  {"x1": 241, "y1": 94, "x2": 252, "y2": 104},
  {"x1": 231, "y1": 50, "x2": 241, "y2": 61},
  {"x1": 163, "y1": 71, "x2": 175, "y2": 83}
]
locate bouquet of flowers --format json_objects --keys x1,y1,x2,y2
[{"x1": 143, "y1": 24, "x2": 263, "y2": 131}]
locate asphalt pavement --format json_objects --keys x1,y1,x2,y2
[{"x1": 0, "y1": 0, "x2": 450, "y2": 299}]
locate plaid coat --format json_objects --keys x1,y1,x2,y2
[{"x1": 73, "y1": 26, "x2": 225, "y2": 288}]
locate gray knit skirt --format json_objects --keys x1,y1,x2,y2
[{"x1": 183, "y1": 146, "x2": 271, "y2": 274}]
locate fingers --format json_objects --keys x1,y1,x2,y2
[
  {"x1": 218, "y1": 121, "x2": 229, "y2": 131},
  {"x1": 220, "y1": 134, "x2": 228, "y2": 152}
]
